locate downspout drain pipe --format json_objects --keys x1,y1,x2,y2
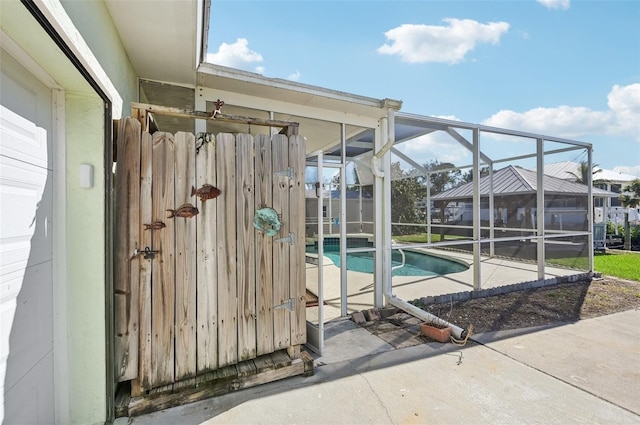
[
  {"x1": 372, "y1": 116, "x2": 394, "y2": 178},
  {"x1": 385, "y1": 294, "x2": 467, "y2": 339},
  {"x1": 374, "y1": 112, "x2": 466, "y2": 339}
]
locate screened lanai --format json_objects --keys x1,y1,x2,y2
[
  {"x1": 303, "y1": 111, "x2": 599, "y2": 341},
  {"x1": 138, "y1": 65, "x2": 597, "y2": 352}
]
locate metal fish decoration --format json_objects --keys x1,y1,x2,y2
[
  {"x1": 167, "y1": 203, "x2": 199, "y2": 218},
  {"x1": 191, "y1": 184, "x2": 221, "y2": 202},
  {"x1": 144, "y1": 221, "x2": 166, "y2": 231}
]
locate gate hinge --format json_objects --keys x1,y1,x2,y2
[
  {"x1": 274, "y1": 167, "x2": 294, "y2": 179},
  {"x1": 274, "y1": 232, "x2": 294, "y2": 245},
  {"x1": 274, "y1": 298, "x2": 294, "y2": 311}
]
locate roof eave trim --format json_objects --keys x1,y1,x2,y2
[
  {"x1": 197, "y1": 62, "x2": 402, "y2": 110},
  {"x1": 196, "y1": 0, "x2": 211, "y2": 68}
]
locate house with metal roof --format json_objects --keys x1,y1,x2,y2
[{"x1": 431, "y1": 165, "x2": 615, "y2": 231}]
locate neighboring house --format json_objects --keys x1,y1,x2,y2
[
  {"x1": 543, "y1": 161, "x2": 638, "y2": 209},
  {"x1": 543, "y1": 161, "x2": 640, "y2": 227},
  {"x1": 431, "y1": 165, "x2": 615, "y2": 231}
]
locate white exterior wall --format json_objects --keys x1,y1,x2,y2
[
  {"x1": 1, "y1": 0, "x2": 137, "y2": 423},
  {"x1": 60, "y1": 0, "x2": 137, "y2": 117},
  {"x1": 64, "y1": 94, "x2": 109, "y2": 424}
]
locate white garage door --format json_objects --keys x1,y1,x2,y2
[{"x1": 1, "y1": 49, "x2": 55, "y2": 424}]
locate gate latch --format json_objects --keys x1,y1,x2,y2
[
  {"x1": 274, "y1": 298, "x2": 294, "y2": 311},
  {"x1": 134, "y1": 246, "x2": 160, "y2": 260}
]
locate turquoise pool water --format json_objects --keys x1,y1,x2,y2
[{"x1": 306, "y1": 241, "x2": 468, "y2": 277}]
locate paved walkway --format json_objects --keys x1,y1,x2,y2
[{"x1": 122, "y1": 309, "x2": 640, "y2": 425}]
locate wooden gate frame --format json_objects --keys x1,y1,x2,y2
[
  {"x1": 114, "y1": 103, "x2": 312, "y2": 416},
  {"x1": 133, "y1": 101, "x2": 297, "y2": 133}
]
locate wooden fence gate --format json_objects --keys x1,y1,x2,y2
[{"x1": 114, "y1": 116, "x2": 307, "y2": 398}]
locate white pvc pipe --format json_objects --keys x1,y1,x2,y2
[
  {"x1": 371, "y1": 116, "x2": 395, "y2": 178},
  {"x1": 377, "y1": 112, "x2": 466, "y2": 339},
  {"x1": 385, "y1": 294, "x2": 466, "y2": 339}
]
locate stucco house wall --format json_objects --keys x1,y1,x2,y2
[{"x1": 1, "y1": 1, "x2": 137, "y2": 423}]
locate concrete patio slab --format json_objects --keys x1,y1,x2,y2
[{"x1": 122, "y1": 311, "x2": 640, "y2": 425}]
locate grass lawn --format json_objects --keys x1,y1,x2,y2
[
  {"x1": 396, "y1": 233, "x2": 639, "y2": 282},
  {"x1": 594, "y1": 252, "x2": 640, "y2": 282},
  {"x1": 547, "y1": 256, "x2": 590, "y2": 270},
  {"x1": 552, "y1": 252, "x2": 640, "y2": 281}
]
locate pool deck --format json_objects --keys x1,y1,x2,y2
[{"x1": 305, "y1": 248, "x2": 585, "y2": 323}]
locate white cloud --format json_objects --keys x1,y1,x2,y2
[
  {"x1": 377, "y1": 18, "x2": 510, "y2": 64},
  {"x1": 537, "y1": 0, "x2": 570, "y2": 11},
  {"x1": 288, "y1": 70, "x2": 301, "y2": 81},
  {"x1": 613, "y1": 165, "x2": 640, "y2": 178},
  {"x1": 607, "y1": 84, "x2": 640, "y2": 139},
  {"x1": 206, "y1": 38, "x2": 264, "y2": 72},
  {"x1": 483, "y1": 106, "x2": 613, "y2": 139},
  {"x1": 395, "y1": 127, "x2": 471, "y2": 167},
  {"x1": 481, "y1": 83, "x2": 640, "y2": 142}
]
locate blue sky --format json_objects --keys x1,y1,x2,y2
[{"x1": 207, "y1": 0, "x2": 640, "y2": 176}]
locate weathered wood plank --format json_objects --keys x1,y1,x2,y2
[
  {"x1": 148, "y1": 383, "x2": 174, "y2": 395},
  {"x1": 173, "y1": 377, "x2": 196, "y2": 391},
  {"x1": 195, "y1": 370, "x2": 216, "y2": 386},
  {"x1": 114, "y1": 381, "x2": 131, "y2": 418},
  {"x1": 300, "y1": 349, "x2": 315, "y2": 377},
  {"x1": 289, "y1": 135, "x2": 306, "y2": 346},
  {"x1": 196, "y1": 135, "x2": 218, "y2": 372},
  {"x1": 115, "y1": 117, "x2": 141, "y2": 382},
  {"x1": 216, "y1": 133, "x2": 237, "y2": 367},
  {"x1": 138, "y1": 131, "x2": 153, "y2": 391},
  {"x1": 252, "y1": 355, "x2": 275, "y2": 373},
  {"x1": 271, "y1": 135, "x2": 291, "y2": 350},
  {"x1": 174, "y1": 132, "x2": 197, "y2": 380},
  {"x1": 271, "y1": 350, "x2": 292, "y2": 369},
  {"x1": 236, "y1": 360, "x2": 257, "y2": 378},
  {"x1": 127, "y1": 358, "x2": 305, "y2": 417},
  {"x1": 130, "y1": 107, "x2": 145, "y2": 133},
  {"x1": 286, "y1": 344, "x2": 300, "y2": 360},
  {"x1": 214, "y1": 364, "x2": 238, "y2": 381},
  {"x1": 255, "y1": 134, "x2": 274, "y2": 356},
  {"x1": 130, "y1": 102, "x2": 299, "y2": 131},
  {"x1": 151, "y1": 132, "x2": 176, "y2": 387},
  {"x1": 236, "y1": 133, "x2": 257, "y2": 362},
  {"x1": 232, "y1": 359, "x2": 303, "y2": 390}
]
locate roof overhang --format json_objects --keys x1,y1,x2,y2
[
  {"x1": 104, "y1": 0, "x2": 209, "y2": 85},
  {"x1": 194, "y1": 62, "x2": 402, "y2": 154},
  {"x1": 196, "y1": 62, "x2": 402, "y2": 118}
]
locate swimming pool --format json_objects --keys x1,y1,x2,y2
[{"x1": 306, "y1": 240, "x2": 468, "y2": 277}]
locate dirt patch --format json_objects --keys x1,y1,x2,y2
[{"x1": 412, "y1": 276, "x2": 640, "y2": 334}]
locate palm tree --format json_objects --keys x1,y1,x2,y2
[
  {"x1": 620, "y1": 178, "x2": 640, "y2": 208},
  {"x1": 566, "y1": 160, "x2": 603, "y2": 184}
]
